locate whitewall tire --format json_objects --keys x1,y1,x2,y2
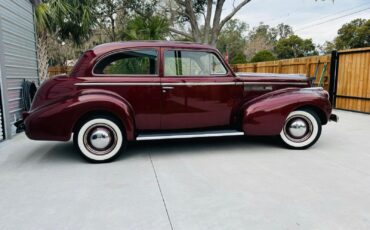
[
  {"x1": 74, "y1": 117, "x2": 125, "y2": 162},
  {"x1": 280, "y1": 110, "x2": 321, "y2": 149}
]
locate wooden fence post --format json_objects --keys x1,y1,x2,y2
[
  {"x1": 306, "y1": 57, "x2": 311, "y2": 77},
  {"x1": 277, "y1": 61, "x2": 282, "y2": 73},
  {"x1": 253, "y1": 63, "x2": 257, "y2": 72}
]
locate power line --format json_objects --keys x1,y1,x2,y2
[
  {"x1": 263, "y1": 6, "x2": 301, "y2": 24},
  {"x1": 262, "y1": 1, "x2": 370, "y2": 25},
  {"x1": 294, "y1": 2, "x2": 370, "y2": 29},
  {"x1": 295, "y1": 6, "x2": 370, "y2": 32}
]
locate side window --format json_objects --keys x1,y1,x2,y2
[
  {"x1": 94, "y1": 49, "x2": 158, "y2": 75},
  {"x1": 164, "y1": 50, "x2": 227, "y2": 76}
]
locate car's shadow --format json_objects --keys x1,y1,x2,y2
[
  {"x1": 40, "y1": 141, "x2": 84, "y2": 163},
  {"x1": 40, "y1": 136, "x2": 281, "y2": 163},
  {"x1": 124, "y1": 136, "x2": 280, "y2": 158}
]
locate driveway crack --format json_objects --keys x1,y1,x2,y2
[{"x1": 149, "y1": 153, "x2": 174, "y2": 230}]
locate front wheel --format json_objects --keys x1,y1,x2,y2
[
  {"x1": 74, "y1": 116, "x2": 126, "y2": 163},
  {"x1": 280, "y1": 110, "x2": 322, "y2": 149}
]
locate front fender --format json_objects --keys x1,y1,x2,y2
[
  {"x1": 242, "y1": 88, "x2": 332, "y2": 136},
  {"x1": 24, "y1": 89, "x2": 136, "y2": 141}
]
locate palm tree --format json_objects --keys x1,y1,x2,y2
[
  {"x1": 121, "y1": 15, "x2": 170, "y2": 41},
  {"x1": 35, "y1": 0, "x2": 97, "y2": 81}
]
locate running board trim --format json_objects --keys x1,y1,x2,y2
[{"x1": 136, "y1": 130, "x2": 244, "y2": 141}]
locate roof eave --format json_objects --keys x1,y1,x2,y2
[{"x1": 30, "y1": 0, "x2": 42, "y2": 5}]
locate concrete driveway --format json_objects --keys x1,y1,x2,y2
[{"x1": 0, "y1": 110, "x2": 370, "y2": 230}]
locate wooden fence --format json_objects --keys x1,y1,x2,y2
[
  {"x1": 48, "y1": 66, "x2": 72, "y2": 77},
  {"x1": 233, "y1": 48, "x2": 370, "y2": 113},
  {"x1": 334, "y1": 47, "x2": 370, "y2": 113},
  {"x1": 233, "y1": 55, "x2": 332, "y2": 90}
]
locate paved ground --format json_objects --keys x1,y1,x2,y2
[{"x1": 0, "y1": 110, "x2": 370, "y2": 230}]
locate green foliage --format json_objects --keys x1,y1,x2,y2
[
  {"x1": 176, "y1": 0, "x2": 207, "y2": 23},
  {"x1": 248, "y1": 23, "x2": 277, "y2": 44},
  {"x1": 35, "y1": 3, "x2": 50, "y2": 32},
  {"x1": 274, "y1": 35, "x2": 318, "y2": 59},
  {"x1": 250, "y1": 50, "x2": 276, "y2": 63},
  {"x1": 334, "y1": 18, "x2": 370, "y2": 50},
  {"x1": 245, "y1": 23, "x2": 293, "y2": 60},
  {"x1": 232, "y1": 52, "x2": 248, "y2": 64},
  {"x1": 35, "y1": 0, "x2": 97, "y2": 45},
  {"x1": 121, "y1": 15, "x2": 170, "y2": 40},
  {"x1": 217, "y1": 19, "x2": 247, "y2": 64},
  {"x1": 96, "y1": 0, "x2": 126, "y2": 41},
  {"x1": 108, "y1": 58, "x2": 151, "y2": 74},
  {"x1": 274, "y1": 23, "x2": 294, "y2": 39}
]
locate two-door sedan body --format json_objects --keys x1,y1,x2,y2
[{"x1": 22, "y1": 41, "x2": 337, "y2": 162}]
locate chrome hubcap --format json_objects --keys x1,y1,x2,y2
[
  {"x1": 90, "y1": 128, "x2": 112, "y2": 149},
  {"x1": 83, "y1": 124, "x2": 117, "y2": 155},
  {"x1": 288, "y1": 119, "x2": 307, "y2": 138},
  {"x1": 284, "y1": 115, "x2": 313, "y2": 142}
]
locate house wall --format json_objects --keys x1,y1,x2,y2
[{"x1": 0, "y1": 0, "x2": 39, "y2": 140}]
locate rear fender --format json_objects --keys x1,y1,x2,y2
[
  {"x1": 71, "y1": 89, "x2": 136, "y2": 140},
  {"x1": 25, "y1": 89, "x2": 135, "y2": 141},
  {"x1": 242, "y1": 88, "x2": 331, "y2": 136}
]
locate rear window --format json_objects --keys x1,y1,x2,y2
[{"x1": 93, "y1": 49, "x2": 158, "y2": 75}]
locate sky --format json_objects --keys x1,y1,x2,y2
[{"x1": 223, "y1": 0, "x2": 370, "y2": 45}]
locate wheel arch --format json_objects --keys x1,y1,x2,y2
[
  {"x1": 294, "y1": 105, "x2": 328, "y2": 125},
  {"x1": 73, "y1": 110, "x2": 126, "y2": 135},
  {"x1": 69, "y1": 90, "x2": 136, "y2": 141}
]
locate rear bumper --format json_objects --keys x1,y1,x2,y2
[{"x1": 330, "y1": 114, "x2": 339, "y2": 122}]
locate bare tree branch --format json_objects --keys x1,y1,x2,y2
[
  {"x1": 220, "y1": 0, "x2": 251, "y2": 29},
  {"x1": 183, "y1": 0, "x2": 202, "y2": 42},
  {"x1": 171, "y1": 0, "x2": 252, "y2": 45},
  {"x1": 169, "y1": 27, "x2": 192, "y2": 39}
]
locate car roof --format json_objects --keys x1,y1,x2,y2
[{"x1": 91, "y1": 41, "x2": 217, "y2": 55}]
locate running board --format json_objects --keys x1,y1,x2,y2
[{"x1": 136, "y1": 130, "x2": 244, "y2": 141}]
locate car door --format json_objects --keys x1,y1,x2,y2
[
  {"x1": 160, "y1": 48, "x2": 242, "y2": 130},
  {"x1": 91, "y1": 48, "x2": 161, "y2": 130}
]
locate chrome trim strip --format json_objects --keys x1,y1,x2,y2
[
  {"x1": 75, "y1": 82, "x2": 307, "y2": 87},
  {"x1": 75, "y1": 82, "x2": 161, "y2": 86},
  {"x1": 301, "y1": 87, "x2": 323, "y2": 90},
  {"x1": 136, "y1": 131, "x2": 245, "y2": 141},
  {"x1": 237, "y1": 82, "x2": 307, "y2": 86},
  {"x1": 161, "y1": 82, "x2": 236, "y2": 86}
]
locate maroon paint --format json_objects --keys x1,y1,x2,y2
[{"x1": 23, "y1": 41, "x2": 332, "y2": 142}]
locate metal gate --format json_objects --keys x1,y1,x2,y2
[{"x1": 329, "y1": 47, "x2": 370, "y2": 113}]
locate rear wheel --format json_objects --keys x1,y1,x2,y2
[
  {"x1": 74, "y1": 116, "x2": 126, "y2": 163},
  {"x1": 280, "y1": 109, "x2": 321, "y2": 149}
]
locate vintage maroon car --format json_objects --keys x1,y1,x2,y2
[{"x1": 22, "y1": 41, "x2": 337, "y2": 162}]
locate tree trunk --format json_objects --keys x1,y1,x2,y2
[
  {"x1": 203, "y1": 0, "x2": 213, "y2": 44},
  {"x1": 111, "y1": 16, "x2": 116, "y2": 41},
  {"x1": 210, "y1": 0, "x2": 225, "y2": 46},
  {"x1": 37, "y1": 32, "x2": 49, "y2": 82},
  {"x1": 184, "y1": 0, "x2": 201, "y2": 42}
]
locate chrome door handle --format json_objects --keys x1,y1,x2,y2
[{"x1": 162, "y1": 86, "x2": 174, "y2": 90}]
